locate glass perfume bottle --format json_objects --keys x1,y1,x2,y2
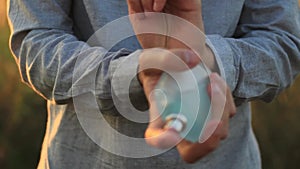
[{"x1": 153, "y1": 63, "x2": 211, "y2": 142}]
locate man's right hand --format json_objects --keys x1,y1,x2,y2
[{"x1": 139, "y1": 48, "x2": 236, "y2": 163}]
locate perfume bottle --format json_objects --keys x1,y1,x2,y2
[{"x1": 153, "y1": 63, "x2": 211, "y2": 142}]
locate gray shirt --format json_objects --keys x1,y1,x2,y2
[{"x1": 8, "y1": 0, "x2": 300, "y2": 168}]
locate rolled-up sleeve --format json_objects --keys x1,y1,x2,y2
[
  {"x1": 207, "y1": 0, "x2": 300, "y2": 104},
  {"x1": 8, "y1": 0, "x2": 144, "y2": 104}
]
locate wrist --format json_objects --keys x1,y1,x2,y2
[{"x1": 202, "y1": 44, "x2": 219, "y2": 73}]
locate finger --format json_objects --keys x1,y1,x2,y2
[
  {"x1": 153, "y1": 0, "x2": 167, "y2": 12},
  {"x1": 210, "y1": 73, "x2": 236, "y2": 117},
  {"x1": 199, "y1": 119, "x2": 228, "y2": 143},
  {"x1": 144, "y1": 104, "x2": 182, "y2": 149},
  {"x1": 177, "y1": 133, "x2": 221, "y2": 163},
  {"x1": 199, "y1": 73, "x2": 236, "y2": 142},
  {"x1": 145, "y1": 127, "x2": 182, "y2": 149},
  {"x1": 199, "y1": 73, "x2": 227, "y2": 142},
  {"x1": 141, "y1": 0, "x2": 153, "y2": 12},
  {"x1": 139, "y1": 48, "x2": 201, "y2": 73},
  {"x1": 209, "y1": 73, "x2": 227, "y2": 120},
  {"x1": 211, "y1": 119, "x2": 229, "y2": 140},
  {"x1": 127, "y1": 0, "x2": 144, "y2": 14}
]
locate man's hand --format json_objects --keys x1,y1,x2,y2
[
  {"x1": 176, "y1": 73, "x2": 236, "y2": 163},
  {"x1": 127, "y1": 0, "x2": 203, "y2": 26},
  {"x1": 139, "y1": 48, "x2": 236, "y2": 163},
  {"x1": 127, "y1": 0, "x2": 205, "y2": 50},
  {"x1": 128, "y1": 0, "x2": 235, "y2": 163},
  {"x1": 128, "y1": 0, "x2": 217, "y2": 71}
]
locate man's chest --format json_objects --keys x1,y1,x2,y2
[{"x1": 72, "y1": 0, "x2": 245, "y2": 40}]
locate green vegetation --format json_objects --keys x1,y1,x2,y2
[
  {"x1": 252, "y1": 81, "x2": 300, "y2": 169},
  {"x1": 0, "y1": 21, "x2": 46, "y2": 169},
  {"x1": 1, "y1": 5, "x2": 300, "y2": 169}
]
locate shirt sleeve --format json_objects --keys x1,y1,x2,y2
[
  {"x1": 8, "y1": 0, "x2": 145, "y2": 104},
  {"x1": 206, "y1": 0, "x2": 300, "y2": 105}
]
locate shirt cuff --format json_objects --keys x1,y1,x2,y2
[
  {"x1": 108, "y1": 50, "x2": 148, "y2": 111},
  {"x1": 206, "y1": 34, "x2": 239, "y2": 92}
]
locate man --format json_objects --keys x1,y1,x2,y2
[{"x1": 8, "y1": 0, "x2": 300, "y2": 168}]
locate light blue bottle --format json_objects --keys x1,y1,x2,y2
[{"x1": 154, "y1": 63, "x2": 211, "y2": 143}]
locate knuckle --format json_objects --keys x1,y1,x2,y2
[
  {"x1": 221, "y1": 129, "x2": 229, "y2": 140},
  {"x1": 182, "y1": 155, "x2": 198, "y2": 164},
  {"x1": 179, "y1": 149, "x2": 200, "y2": 164},
  {"x1": 206, "y1": 141, "x2": 218, "y2": 152},
  {"x1": 213, "y1": 132, "x2": 223, "y2": 140}
]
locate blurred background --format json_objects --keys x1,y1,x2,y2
[{"x1": 0, "y1": 1, "x2": 300, "y2": 169}]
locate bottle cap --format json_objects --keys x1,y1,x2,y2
[{"x1": 164, "y1": 114, "x2": 187, "y2": 132}]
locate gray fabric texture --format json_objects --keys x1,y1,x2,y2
[{"x1": 7, "y1": 0, "x2": 300, "y2": 168}]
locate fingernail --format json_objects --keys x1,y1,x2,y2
[
  {"x1": 184, "y1": 51, "x2": 192, "y2": 65},
  {"x1": 153, "y1": 2, "x2": 159, "y2": 11}
]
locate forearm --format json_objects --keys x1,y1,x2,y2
[
  {"x1": 11, "y1": 29, "x2": 142, "y2": 103},
  {"x1": 207, "y1": 0, "x2": 300, "y2": 104},
  {"x1": 8, "y1": 0, "x2": 145, "y2": 103}
]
